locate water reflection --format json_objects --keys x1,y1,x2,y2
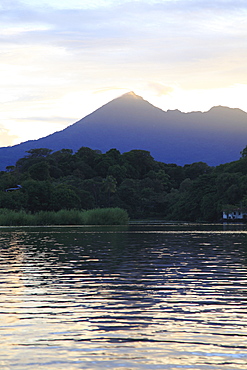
[{"x1": 0, "y1": 224, "x2": 247, "y2": 369}]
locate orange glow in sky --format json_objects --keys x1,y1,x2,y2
[{"x1": 1, "y1": 0, "x2": 247, "y2": 146}]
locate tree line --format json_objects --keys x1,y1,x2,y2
[{"x1": 1, "y1": 146, "x2": 247, "y2": 221}]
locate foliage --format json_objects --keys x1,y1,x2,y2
[
  {"x1": 82, "y1": 208, "x2": 129, "y2": 225},
  {"x1": 0, "y1": 209, "x2": 33, "y2": 226},
  {"x1": 0, "y1": 208, "x2": 129, "y2": 226},
  {"x1": 2, "y1": 145, "x2": 247, "y2": 221}
]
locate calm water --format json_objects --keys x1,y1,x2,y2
[{"x1": 0, "y1": 223, "x2": 247, "y2": 370}]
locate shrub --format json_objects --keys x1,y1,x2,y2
[
  {"x1": 55, "y1": 209, "x2": 84, "y2": 225},
  {"x1": 83, "y1": 207, "x2": 129, "y2": 225},
  {"x1": 0, "y1": 209, "x2": 33, "y2": 226},
  {"x1": 0, "y1": 207, "x2": 129, "y2": 226}
]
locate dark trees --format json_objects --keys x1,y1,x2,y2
[{"x1": 1, "y1": 145, "x2": 247, "y2": 221}]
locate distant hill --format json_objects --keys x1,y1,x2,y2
[{"x1": 1, "y1": 91, "x2": 247, "y2": 170}]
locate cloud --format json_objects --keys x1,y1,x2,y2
[
  {"x1": 93, "y1": 87, "x2": 128, "y2": 94},
  {"x1": 1, "y1": 0, "x2": 247, "y2": 146},
  {"x1": 148, "y1": 82, "x2": 174, "y2": 97},
  {"x1": 1, "y1": 0, "x2": 245, "y2": 72},
  {"x1": 2, "y1": 1, "x2": 246, "y2": 54},
  {"x1": 1, "y1": 0, "x2": 246, "y2": 86},
  {"x1": 0, "y1": 127, "x2": 19, "y2": 146}
]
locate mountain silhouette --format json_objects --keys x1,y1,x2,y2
[{"x1": 1, "y1": 91, "x2": 247, "y2": 170}]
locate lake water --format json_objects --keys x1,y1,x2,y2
[{"x1": 0, "y1": 223, "x2": 247, "y2": 370}]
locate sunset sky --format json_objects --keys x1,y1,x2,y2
[{"x1": 1, "y1": 0, "x2": 247, "y2": 146}]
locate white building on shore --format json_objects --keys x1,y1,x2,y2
[{"x1": 222, "y1": 208, "x2": 247, "y2": 220}]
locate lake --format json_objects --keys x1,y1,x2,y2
[{"x1": 0, "y1": 223, "x2": 247, "y2": 369}]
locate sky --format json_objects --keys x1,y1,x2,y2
[{"x1": 1, "y1": 0, "x2": 247, "y2": 146}]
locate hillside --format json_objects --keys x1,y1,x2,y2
[{"x1": 1, "y1": 92, "x2": 247, "y2": 170}]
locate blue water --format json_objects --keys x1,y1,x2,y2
[{"x1": 0, "y1": 223, "x2": 246, "y2": 369}]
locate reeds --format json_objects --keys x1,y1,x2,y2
[
  {"x1": 82, "y1": 208, "x2": 129, "y2": 225},
  {"x1": 0, "y1": 208, "x2": 129, "y2": 226}
]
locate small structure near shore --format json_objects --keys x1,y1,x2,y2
[
  {"x1": 222, "y1": 207, "x2": 247, "y2": 220},
  {"x1": 5, "y1": 185, "x2": 22, "y2": 192}
]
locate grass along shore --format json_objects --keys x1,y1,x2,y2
[{"x1": 0, "y1": 208, "x2": 129, "y2": 226}]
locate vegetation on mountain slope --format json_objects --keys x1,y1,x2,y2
[{"x1": 1, "y1": 145, "x2": 247, "y2": 222}]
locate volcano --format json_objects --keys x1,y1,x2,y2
[{"x1": 1, "y1": 91, "x2": 247, "y2": 169}]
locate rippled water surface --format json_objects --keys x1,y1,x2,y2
[{"x1": 0, "y1": 223, "x2": 247, "y2": 369}]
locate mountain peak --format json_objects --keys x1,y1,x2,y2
[
  {"x1": 207, "y1": 105, "x2": 247, "y2": 117},
  {"x1": 1, "y1": 93, "x2": 247, "y2": 170},
  {"x1": 121, "y1": 91, "x2": 143, "y2": 100}
]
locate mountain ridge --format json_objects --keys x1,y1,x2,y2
[{"x1": 1, "y1": 92, "x2": 247, "y2": 170}]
